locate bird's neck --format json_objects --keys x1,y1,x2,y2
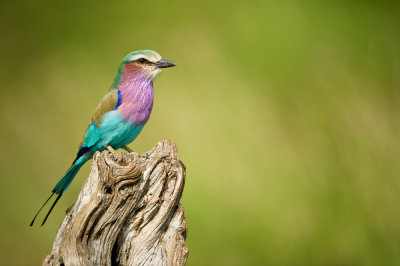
[
  {"x1": 117, "y1": 63, "x2": 154, "y2": 125},
  {"x1": 119, "y1": 63, "x2": 153, "y2": 98}
]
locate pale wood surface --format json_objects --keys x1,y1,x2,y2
[{"x1": 43, "y1": 140, "x2": 188, "y2": 266}]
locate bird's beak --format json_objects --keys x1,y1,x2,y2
[{"x1": 155, "y1": 59, "x2": 176, "y2": 68}]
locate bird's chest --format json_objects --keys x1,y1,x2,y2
[{"x1": 118, "y1": 91, "x2": 154, "y2": 125}]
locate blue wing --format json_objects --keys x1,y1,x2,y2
[{"x1": 74, "y1": 89, "x2": 122, "y2": 162}]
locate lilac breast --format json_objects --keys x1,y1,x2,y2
[{"x1": 117, "y1": 67, "x2": 154, "y2": 125}]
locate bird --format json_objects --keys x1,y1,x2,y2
[{"x1": 30, "y1": 50, "x2": 175, "y2": 226}]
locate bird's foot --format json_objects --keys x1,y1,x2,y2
[
  {"x1": 106, "y1": 145, "x2": 122, "y2": 161},
  {"x1": 122, "y1": 145, "x2": 140, "y2": 157},
  {"x1": 122, "y1": 145, "x2": 133, "y2": 153}
]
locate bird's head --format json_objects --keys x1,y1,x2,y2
[
  {"x1": 111, "y1": 50, "x2": 175, "y2": 89},
  {"x1": 121, "y1": 50, "x2": 175, "y2": 81}
]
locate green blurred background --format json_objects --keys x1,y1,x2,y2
[{"x1": 1, "y1": 0, "x2": 400, "y2": 265}]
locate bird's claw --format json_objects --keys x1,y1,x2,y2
[
  {"x1": 122, "y1": 145, "x2": 133, "y2": 153},
  {"x1": 122, "y1": 146, "x2": 140, "y2": 157},
  {"x1": 106, "y1": 145, "x2": 122, "y2": 161}
]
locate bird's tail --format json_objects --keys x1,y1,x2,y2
[
  {"x1": 53, "y1": 156, "x2": 87, "y2": 194},
  {"x1": 30, "y1": 156, "x2": 88, "y2": 226}
]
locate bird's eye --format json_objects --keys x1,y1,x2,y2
[{"x1": 137, "y1": 58, "x2": 147, "y2": 64}]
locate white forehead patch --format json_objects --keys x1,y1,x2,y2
[{"x1": 129, "y1": 52, "x2": 162, "y2": 63}]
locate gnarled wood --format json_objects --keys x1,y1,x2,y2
[{"x1": 43, "y1": 140, "x2": 188, "y2": 266}]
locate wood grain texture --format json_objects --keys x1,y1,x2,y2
[{"x1": 43, "y1": 140, "x2": 188, "y2": 266}]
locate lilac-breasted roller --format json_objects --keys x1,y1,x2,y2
[{"x1": 30, "y1": 50, "x2": 175, "y2": 226}]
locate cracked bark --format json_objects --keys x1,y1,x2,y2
[{"x1": 43, "y1": 140, "x2": 188, "y2": 266}]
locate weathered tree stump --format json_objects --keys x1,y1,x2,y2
[{"x1": 43, "y1": 140, "x2": 188, "y2": 266}]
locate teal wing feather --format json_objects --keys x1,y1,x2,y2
[{"x1": 75, "y1": 89, "x2": 121, "y2": 160}]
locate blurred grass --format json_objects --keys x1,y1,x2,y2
[{"x1": 1, "y1": 0, "x2": 400, "y2": 265}]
